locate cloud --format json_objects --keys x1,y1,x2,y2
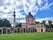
[
  {"x1": 0, "y1": 0, "x2": 53, "y2": 24},
  {"x1": 36, "y1": 17, "x2": 53, "y2": 22},
  {"x1": 40, "y1": 3, "x2": 53, "y2": 10},
  {"x1": 37, "y1": 0, "x2": 42, "y2": 6},
  {"x1": 1, "y1": 0, "x2": 53, "y2": 15},
  {"x1": 0, "y1": 6, "x2": 4, "y2": 11},
  {"x1": 22, "y1": 0, "x2": 53, "y2": 15}
]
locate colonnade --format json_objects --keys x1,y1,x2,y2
[{"x1": 0, "y1": 27, "x2": 37, "y2": 34}]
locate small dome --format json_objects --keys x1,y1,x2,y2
[{"x1": 26, "y1": 12, "x2": 35, "y2": 19}]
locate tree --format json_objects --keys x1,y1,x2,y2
[
  {"x1": 48, "y1": 20, "x2": 52, "y2": 24},
  {"x1": 0, "y1": 19, "x2": 3, "y2": 27},
  {"x1": 16, "y1": 23, "x2": 22, "y2": 27},
  {"x1": 35, "y1": 22, "x2": 40, "y2": 24},
  {"x1": 48, "y1": 20, "x2": 53, "y2": 28},
  {"x1": 3, "y1": 19, "x2": 11, "y2": 27},
  {"x1": 0, "y1": 19, "x2": 11, "y2": 27},
  {"x1": 41, "y1": 20, "x2": 46, "y2": 26},
  {"x1": 42, "y1": 20, "x2": 46, "y2": 24}
]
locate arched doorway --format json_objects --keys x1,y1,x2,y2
[
  {"x1": 7, "y1": 29, "x2": 10, "y2": 34},
  {"x1": 31, "y1": 27, "x2": 37, "y2": 33},
  {"x1": 28, "y1": 28, "x2": 30, "y2": 33},
  {"x1": 35, "y1": 28, "x2": 37, "y2": 32},
  {"x1": 18, "y1": 28, "x2": 20, "y2": 33},
  {"x1": 11, "y1": 28, "x2": 14, "y2": 33},
  {"x1": 41, "y1": 29, "x2": 43, "y2": 32},
  {"x1": 3, "y1": 28, "x2": 6, "y2": 34},
  {"x1": 23, "y1": 28, "x2": 26, "y2": 33},
  {"x1": 0, "y1": 29, "x2": 2, "y2": 34}
]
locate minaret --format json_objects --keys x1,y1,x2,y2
[{"x1": 13, "y1": 11, "x2": 16, "y2": 27}]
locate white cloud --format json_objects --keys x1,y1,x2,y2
[
  {"x1": 40, "y1": 3, "x2": 53, "y2": 10},
  {"x1": 18, "y1": 19, "x2": 25, "y2": 23},
  {"x1": 36, "y1": 17, "x2": 53, "y2": 22},
  {"x1": 37, "y1": 0, "x2": 42, "y2": 6},
  {"x1": 0, "y1": 6, "x2": 4, "y2": 11},
  {"x1": 22, "y1": 0, "x2": 53, "y2": 15},
  {"x1": 16, "y1": 12, "x2": 25, "y2": 18},
  {"x1": 2, "y1": 0, "x2": 53, "y2": 15},
  {"x1": 0, "y1": 0, "x2": 53, "y2": 24},
  {"x1": 4, "y1": 0, "x2": 10, "y2": 4},
  {"x1": 18, "y1": 20, "x2": 26, "y2": 23}
]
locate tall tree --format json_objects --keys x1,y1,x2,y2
[
  {"x1": 48, "y1": 20, "x2": 52, "y2": 24},
  {"x1": 3, "y1": 19, "x2": 11, "y2": 27},
  {"x1": 41, "y1": 20, "x2": 46, "y2": 26},
  {"x1": 42, "y1": 20, "x2": 46, "y2": 24},
  {"x1": 48, "y1": 20, "x2": 52, "y2": 28},
  {"x1": 0, "y1": 19, "x2": 3, "y2": 27},
  {"x1": 35, "y1": 22, "x2": 40, "y2": 24},
  {"x1": 16, "y1": 23, "x2": 22, "y2": 27},
  {"x1": 0, "y1": 19, "x2": 11, "y2": 27}
]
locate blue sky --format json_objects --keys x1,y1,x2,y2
[
  {"x1": 35, "y1": 5, "x2": 53, "y2": 18},
  {"x1": 0, "y1": 0, "x2": 53, "y2": 24}
]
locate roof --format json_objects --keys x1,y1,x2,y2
[{"x1": 26, "y1": 12, "x2": 35, "y2": 19}]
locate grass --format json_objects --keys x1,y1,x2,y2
[{"x1": 0, "y1": 32, "x2": 53, "y2": 40}]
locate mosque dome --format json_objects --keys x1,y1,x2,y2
[{"x1": 26, "y1": 12, "x2": 35, "y2": 19}]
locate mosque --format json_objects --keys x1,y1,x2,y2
[
  {"x1": 22, "y1": 12, "x2": 46, "y2": 32},
  {"x1": 0, "y1": 11, "x2": 46, "y2": 34}
]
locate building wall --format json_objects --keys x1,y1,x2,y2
[{"x1": 22, "y1": 23, "x2": 46, "y2": 32}]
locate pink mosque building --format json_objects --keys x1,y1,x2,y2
[{"x1": 22, "y1": 12, "x2": 46, "y2": 32}]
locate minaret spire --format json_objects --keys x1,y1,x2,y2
[{"x1": 13, "y1": 11, "x2": 16, "y2": 27}]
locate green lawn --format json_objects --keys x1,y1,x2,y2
[{"x1": 0, "y1": 32, "x2": 53, "y2": 40}]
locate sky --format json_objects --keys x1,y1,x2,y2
[{"x1": 0, "y1": 0, "x2": 53, "y2": 25}]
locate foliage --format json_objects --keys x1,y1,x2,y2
[
  {"x1": 16, "y1": 23, "x2": 22, "y2": 27},
  {"x1": 0, "y1": 19, "x2": 11, "y2": 27},
  {"x1": 41, "y1": 20, "x2": 53, "y2": 28},
  {"x1": 41, "y1": 20, "x2": 46, "y2": 24},
  {"x1": 0, "y1": 19, "x2": 3, "y2": 27},
  {"x1": 46, "y1": 20, "x2": 53, "y2": 28},
  {"x1": 48, "y1": 20, "x2": 52, "y2": 24},
  {"x1": 35, "y1": 22, "x2": 40, "y2": 24},
  {"x1": 45, "y1": 24, "x2": 53, "y2": 28}
]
